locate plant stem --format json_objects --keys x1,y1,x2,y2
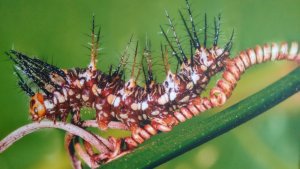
[{"x1": 101, "y1": 67, "x2": 300, "y2": 169}]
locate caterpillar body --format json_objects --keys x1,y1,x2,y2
[{"x1": 5, "y1": 0, "x2": 300, "y2": 167}]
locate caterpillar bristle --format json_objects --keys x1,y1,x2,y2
[
  {"x1": 144, "y1": 40, "x2": 153, "y2": 82},
  {"x1": 179, "y1": 10, "x2": 197, "y2": 50},
  {"x1": 213, "y1": 14, "x2": 221, "y2": 47},
  {"x1": 8, "y1": 51, "x2": 51, "y2": 95},
  {"x1": 165, "y1": 10, "x2": 188, "y2": 64},
  {"x1": 160, "y1": 44, "x2": 170, "y2": 74},
  {"x1": 224, "y1": 29, "x2": 234, "y2": 53},
  {"x1": 160, "y1": 25, "x2": 182, "y2": 65},
  {"x1": 130, "y1": 41, "x2": 139, "y2": 80},
  {"x1": 112, "y1": 37, "x2": 133, "y2": 77},
  {"x1": 89, "y1": 15, "x2": 101, "y2": 71},
  {"x1": 185, "y1": 0, "x2": 200, "y2": 49},
  {"x1": 190, "y1": 40, "x2": 194, "y2": 68},
  {"x1": 14, "y1": 69, "x2": 35, "y2": 97},
  {"x1": 204, "y1": 13, "x2": 208, "y2": 47}
]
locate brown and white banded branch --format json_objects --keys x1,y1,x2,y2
[{"x1": 209, "y1": 42, "x2": 299, "y2": 107}]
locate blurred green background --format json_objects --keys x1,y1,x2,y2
[{"x1": 0, "y1": 0, "x2": 299, "y2": 169}]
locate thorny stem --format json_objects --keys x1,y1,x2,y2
[
  {"x1": 0, "y1": 121, "x2": 110, "y2": 154},
  {"x1": 101, "y1": 67, "x2": 300, "y2": 169}
]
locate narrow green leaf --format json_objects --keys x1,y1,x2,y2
[{"x1": 101, "y1": 67, "x2": 300, "y2": 169}]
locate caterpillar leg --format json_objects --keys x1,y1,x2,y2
[
  {"x1": 71, "y1": 110, "x2": 82, "y2": 125},
  {"x1": 95, "y1": 97, "x2": 115, "y2": 130}
]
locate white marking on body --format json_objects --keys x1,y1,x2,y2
[
  {"x1": 119, "y1": 89, "x2": 127, "y2": 100},
  {"x1": 96, "y1": 104, "x2": 102, "y2": 110},
  {"x1": 180, "y1": 95, "x2": 190, "y2": 103},
  {"x1": 66, "y1": 76, "x2": 71, "y2": 84},
  {"x1": 92, "y1": 84, "x2": 99, "y2": 96},
  {"x1": 113, "y1": 97, "x2": 121, "y2": 107},
  {"x1": 191, "y1": 72, "x2": 200, "y2": 84},
  {"x1": 68, "y1": 89, "x2": 74, "y2": 96},
  {"x1": 138, "y1": 103, "x2": 142, "y2": 110},
  {"x1": 79, "y1": 71, "x2": 92, "y2": 81},
  {"x1": 142, "y1": 114, "x2": 147, "y2": 120},
  {"x1": 158, "y1": 94, "x2": 169, "y2": 105},
  {"x1": 76, "y1": 94, "x2": 81, "y2": 99},
  {"x1": 128, "y1": 118, "x2": 136, "y2": 123},
  {"x1": 80, "y1": 79, "x2": 85, "y2": 86},
  {"x1": 200, "y1": 50, "x2": 213, "y2": 67},
  {"x1": 44, "y1": 100, "x2": 54, "y2": 109},
  {"x1": 138, "y1": 115, "x2": 142, "y2": 120},
  {"x1": 103, "y1": 113, "x2": 108, "y2": 117},
  {"x1": 131, "y1": 103, "x2": 138, "y2": 110},
  {"x1": 215, "y1": 48, "x2": 224, "y2": 56},
  {"x1": 186, "y1": 82, "x2": 194, "y2": 90},
  {"x1": 53, "y1": 96, "x2": 58, "y2": 104},
  {"x1": 200, "y1": 65, "x2": 207, "y2": 71},
  {"x1": 160, "y1": 71, "x2": 181, "y2": 105},
  {"x1": 141, "y1": 102, "x2": 148, "y2": 110},
  {"x1": 120, "y1": 114, "x2": 128, "y2": 119},
  {"x1": 96, "y1": 88, "x2": 102, "y2": 94},
  {"x1": 82, "y1": 94, "x2": 89, "y2": 101},
  {"x1": 107, "y1": 94, "x2": 116, "y2": 105},
  {"x1": 111, "y1": 111, "x2": 115, "y2": 117},
  {"x1": 62, "y1": 88, "x2": 68, "y2": 99},
  {"x1": 74, "y1": 80, "x2": 82, "y2": 88},
  {"x1": 169, "y1": 91, "x2": 177, "y2": 101},
  {"x1": 54, "y1": 92, "x2": 65, "y2": 103},
  {"x1": 49, "y1": 110, "x2": 55, "y2": 114},
  {"x1": 151, "y1": 110, "x2": 159, "y2": 116}
]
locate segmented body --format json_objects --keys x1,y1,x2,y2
[
  {"x1": 11, "y1": 46, "x2": 228, "y2": 128},
  {"x1": 6, "y1": 0, "x2": 300, "y2": 167}
]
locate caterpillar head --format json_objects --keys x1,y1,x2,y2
[
  {"x1": 29, "y1": 93, "x2": 47, "y2": 121},
  {"x1": 7, "y1": 50, "x2": 67, "y2": 121}
]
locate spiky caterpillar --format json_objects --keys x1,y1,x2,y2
[{"x1": 6, "y1": 0, "x2": 300, "y2": 166}]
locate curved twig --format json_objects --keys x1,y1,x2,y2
[{"x1": 0, "y1": 121, "x2": 110, "y2": 154}]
